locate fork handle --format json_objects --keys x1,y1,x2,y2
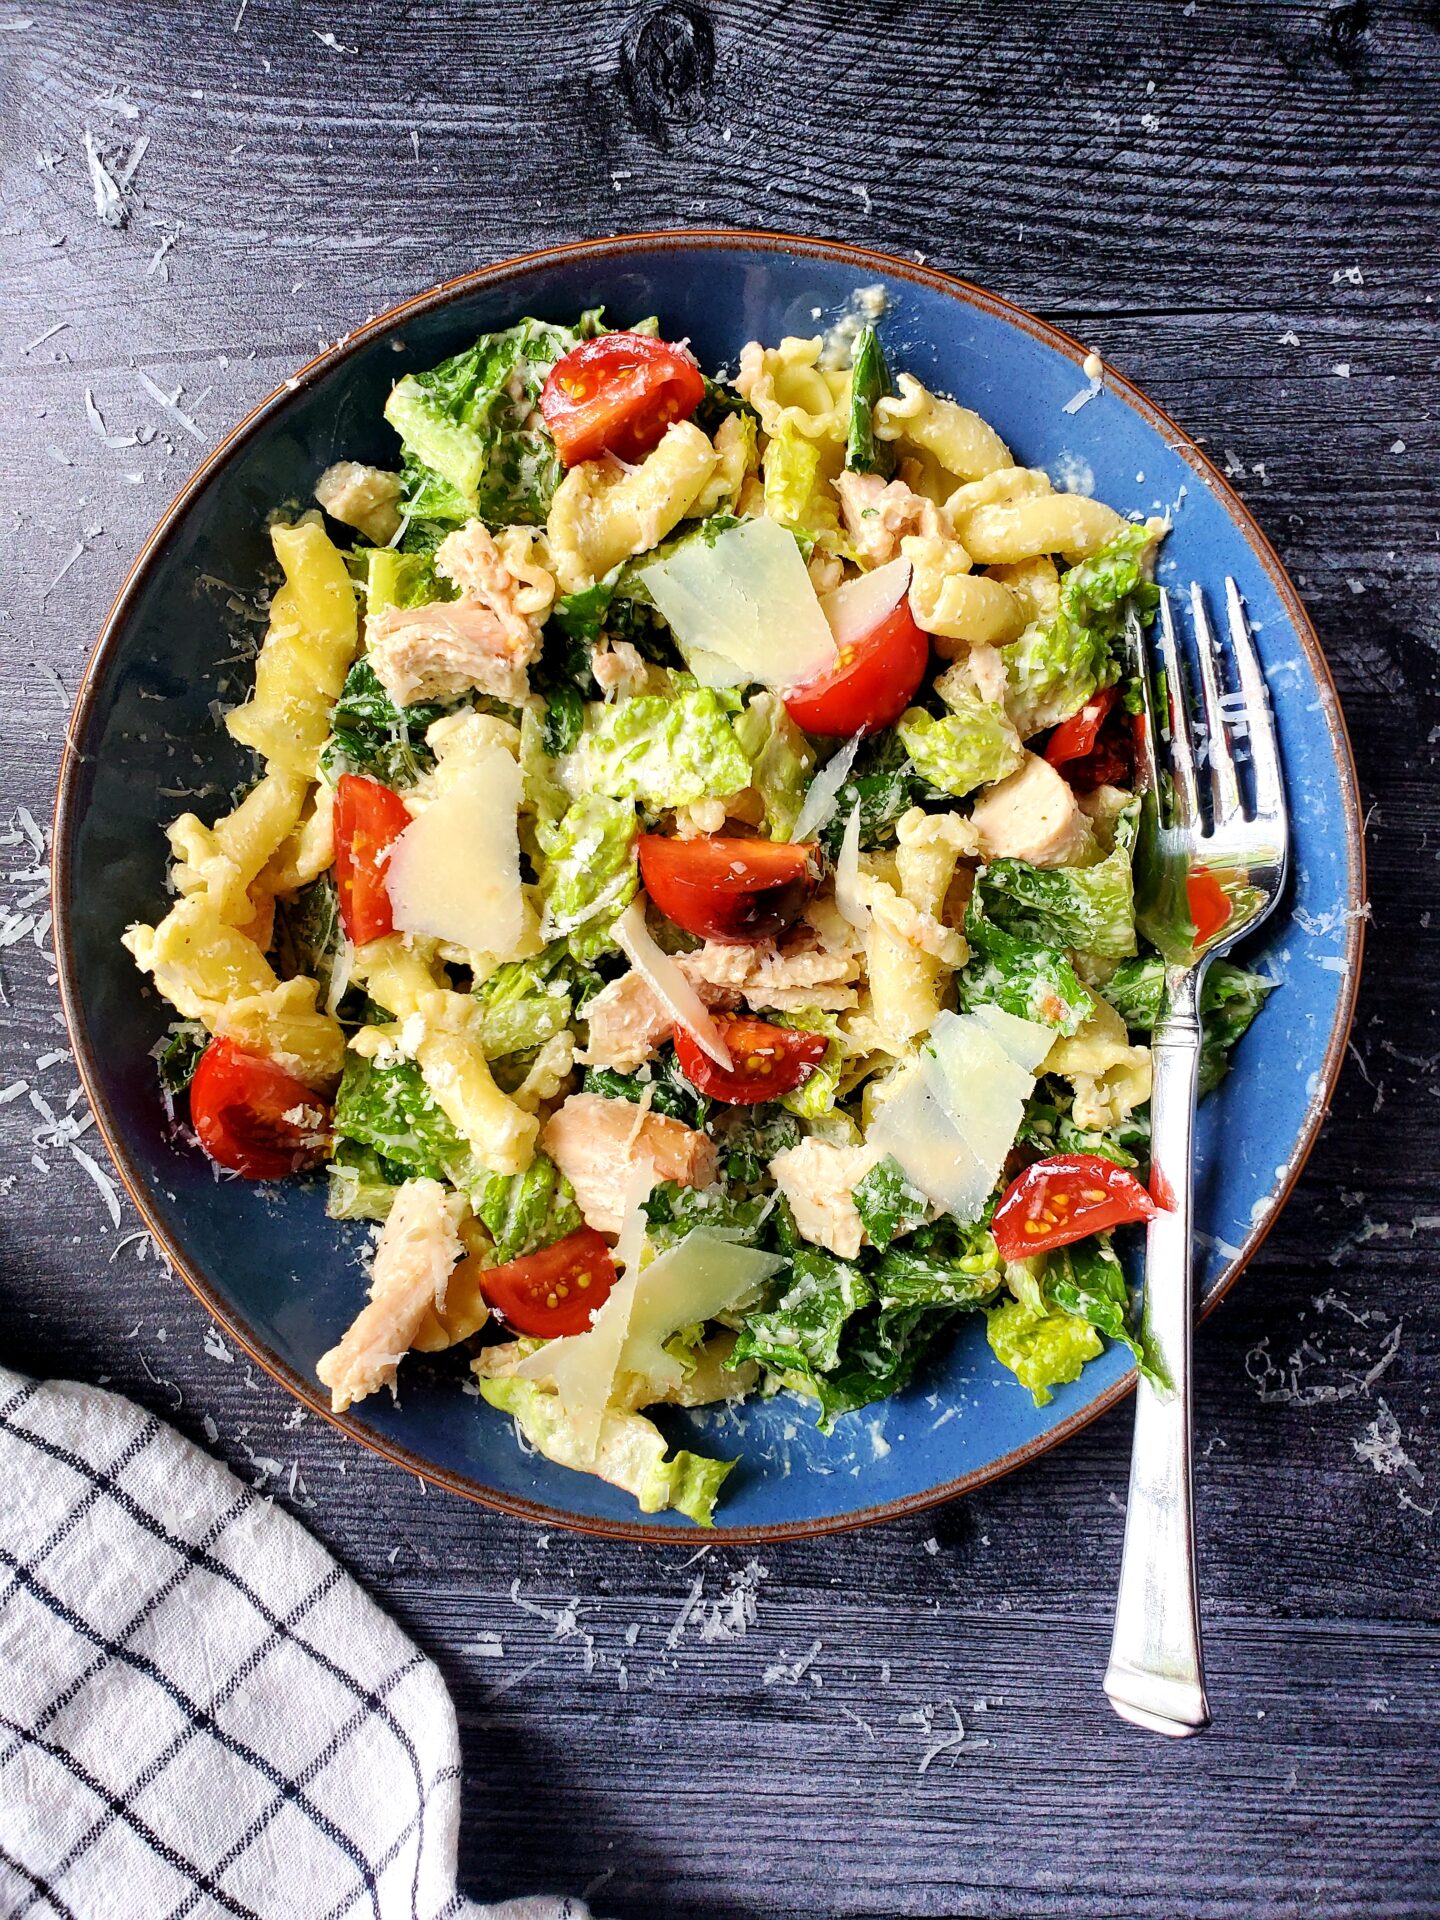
[{"x1": 1104, "y1": 965, "x2": 1212, "y2": 1737}]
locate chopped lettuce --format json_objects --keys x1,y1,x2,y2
[
  {"x1": 873, "y1": 1216, "x2": 1005, "y2": 1309},
  {"x1": 583, "y1": 1050, "x2": 710, "y2": 1129},
  {"x1": 535, "y1": 794, "x2": 639, "y2": 953},
  {"x1": 471, "y1": 1151, "x2": 581, "y2": 1262},
  {"x1": 732, "y1": 692, "x2": 815, "y2": 840},
  {"x1": 1103, "y1": 955, "x2": 1274, "y2": 1092},
  {"x1": 762, "y1": 422, "x2": 843, "y2": 545},
  {"x1": 817, "y1": 728, "x2": 935, "y2": 857},
  {"x1": 897, "y1": 695, "x2": 1024, "y2": 799},
  {"x1": 986, "y1": 1292, "x2": 1103, "y2": 1406},
  {"x1": 273, "y1": 874, "x2": 344, "y2": 1010},
  {"x1": 980, "y1": 800, "x2": 1140, "y2": 960},
  {"x1": 356, "y1": 545, "x2": 446, "y2": 614},
  {"x1": 320, "y1": 659, "x2": 455, "y2": 789},
  {"x1": 473, "y1": 945, "x2": 581, "y2": 1058},
  {"x1": 1004, "y1": 524, "x2": 1159, "y2": 736},
  {"x1": 643, "y1": 1179, "x2": 773, "y2": 1251},
  {"x1": 385, "y1": 313, "x2": 603, "y2": 528},
  {"x1": 958, "y1": 892, "x2": 1095, "y2": 1035},
  {"x1": 476, "y1": 1375, "x2": 734, "y2": 1525},
  {"x1": 575, "y1": 688, "x2": 752, "y2": 809},
  {"x1": 708, "y1": 1105, "x2": 804, "y2": 1184},
  {"x1": 732, "y1": 1249, "x2": 875, "y2": 1377},
  {"x1": 155, "y1": 1019, "x2": 207, "y2": 1098},
  {"x1": 773, "y1": 1010, "x2": 842, "y2": 1119},
  {"x1": 1043, "y1": 1237, "x2": 1166, "y2": 1389},
  {"x1": 853, "y1": 1155, "x2": 933, "y2": 1251},
  {"x1": 845, "y1": 325, "x2": 895, "y2": 477},
  {"x1": 332, "y1": 1052, "x2": 474, "y2": 1187},
  {"x1": 326, "y1": 1140, "x2": 400, "y2": 1221},
  {"x1": 1019, "y1": 1092, "x2": 1143, "y2": 1170},
  {"x1": 805, "y1": 1305, "x2": 948, "y2": 1430}
]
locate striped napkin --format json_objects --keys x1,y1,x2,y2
[{"x1": 0, "y1": 1365, "x2": 596, "y2": 1920}]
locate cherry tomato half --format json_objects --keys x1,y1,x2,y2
[
  {"x1": 189, "y1": 1038, "x2": 331, "y2": 1181},
  {"x1": 334, "y1": 772, "x2": 412, "y2": 945},
  {"x1": 990, "y1": 1152, "x2": 1158, "y2": 1261},
  {"x1": 637, "y1": 834, "x2": 818, "y2": 945},
  {"x1": 540, "y1": 333, "x2": 705, "y2": 467},
  {"x1": 479, "y1": 1226, "x2": 620, "y2": 1338},
  {"x1": 784, "y1": 558, "x2": 930, "y2": 737},
  {"x1": 674, "y1": 1015, "x2": 830, "y2": 1105},
  {"x1": 1044, "y1": 685, "x2": 1117, "y2": 769}
]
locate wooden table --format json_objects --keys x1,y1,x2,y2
[{"x1": 3, "y1": 3, "x2": 1437, "y2": 1912}]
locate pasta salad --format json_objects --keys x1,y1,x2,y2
[{"x1": 125, "y1": 305, "x2": 1272, "y2": 1524}]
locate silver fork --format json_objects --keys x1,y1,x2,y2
[{"x1": 1104, "y1": 578, "x2": 1289, "y2": 1737}]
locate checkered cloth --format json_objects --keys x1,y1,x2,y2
[{"x1": 0, "y1": 1367, "x2": 594, "y2": 1920}]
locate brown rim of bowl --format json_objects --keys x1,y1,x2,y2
[{"x1": 52, "y1": 228, "x2": 1366, "y2": 1545}]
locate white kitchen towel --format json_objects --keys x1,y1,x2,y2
[{"x1": 0, "y1": 1366, "x2": 596, "y2": 1920}]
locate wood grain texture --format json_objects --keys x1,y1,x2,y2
[{"x1": 2, "y1": 0, "x2": 1439, "y2": 1914}]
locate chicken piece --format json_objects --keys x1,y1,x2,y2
[
  {"x1": 592, "y1": 638, "x2": 655, "y2": 700},
  {"x1": 833, "y1": 470, "x2": 944, "y2": 567},
  {"x1": 579, "y1": 968, "x2": 737, "y2": 1073},
  {"x1": 769, "y1": 1140, "x2": 882, "y2": 1260},
  {"x1": 364, "y1": 603, "x2": 531, "y2": 709},
  {"x1": 968, "y1": 751, "x2": 1098, "y2": 869},
  {"x1": 316, "y1": 1178, "x2": 463, "y2": 1412},
  {"x1": 677, "y1": 934, "x2": 863, "y2": 1014},
  {"x1": 315, "y1": 461, "x2": 403, "y2": 544},
  {"x1": 542, "y1": 1094, "x2": 718, "y2": 1235},
  {"x1": 434, "y1": 522, "x2": 544, "y2": 661}
]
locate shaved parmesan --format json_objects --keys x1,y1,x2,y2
[
  {"x1": 791, "y1": 732, "x2": 863, "y2": 842},
  {"x1": 614, "y1": 896, "x2": 733, "y2": 1069},
  {"x1": 869, "y1": 1008, "x2": 1053, "y2": 1224},
  {"x1": 519, "y1": 1230, "x2": 781, "y2": 1461},
  {"x1": 639, "y1": 518, "x2": 838, "y2": 691},
  {"x1": 835, "y1": 805, "x2": 868, "y2": 930},
  {"x1": 385, "y1": 748, "x2": 523, "y2": 957}
]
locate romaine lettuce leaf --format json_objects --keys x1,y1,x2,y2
[
  {"x1": 471, "y1": 1150, "x2": 581, "y2": 1263},
  {"x1": 642, "y1": 1179, "x2": 773, "y2": 1251},
  {"x1": 326, "y1": 1140, "x2": 400, "y2": 1222},
  {"x1": 731, "y1": 1248, "x2": 874, "y2": 1377},
  {"x1": 320, "y1": 658, "x2": 455, "y2": 789},
  {"x1": 473, "y1": 944, "x2": 583, "y2": 1059},
  {"x1": 355, "y1": 546, "x2": 446, "y2": 614},
  {"x1": 1004, "y1": 524, "x2": 1159, "y2": 736},
  {"x1": 476, "y1": 1375, "x2": 734, "y2": 1525},
  {"x1": 762, "y1": 422, "x2": 843, "y2": 545},
  {"x1": 873, "y1": 1221, "x2": 1004, "y2": 1310},
  {"x1": 986, "y1": 1292, "x2": 1103, "y2": 1405},
  {"x1": 1043, "y1": 1236, "x2": 1166, "y2": 1389},
  {"x1": 535, "y1": 794, "x2": 639, "y2": 953},
  {"x1": 575, "y1": 688, "x2": 752, "y2": 808},
  {"x1": 897, "y1": 695, "x2": 1024, "y2": 800},
  {"x1": 817, "y1": 728, "x2": 936, "y2": 857},
  {"x1": 958, "y1": 892, "x2": 1095, "y2": 1035},
  {"x1": 273, "y1": 874, "x2": 344, "y2": 1010},
  {"x1": 853, "y1": 1156, "x2": 933, "y2": 1252},
  {"x1": 732, "y1": 692, "x2": 815, "y2": 841},
  {"x1": 845, "y1": 325, "x2": 895, "y2": 477},
  {"x1": 582, "y1": 1049, "x2": 710, "y2": 1129},
  {"x1": 1103, "y1": 955, "x2": 1274, "y2": 1092},
  {"x1": 773, "y1": 1010, "x2": 842, "y2": 1119},
  {"x1": 332, "y1": 1052, "x2": 475, "y2": 1186},
  {"x1": 980, "y1": 799, "x2": 1140, "y2": 959},
  {"x1": 805, "y1": 1305, "x2": 950, "y2": 1431},
  {"x1": 385, "y1": 313, "x2": 603, "y2": 528}
]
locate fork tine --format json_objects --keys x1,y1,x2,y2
[
  {"x1": 1155, "y1": 588, "x2": 1201, "y2": 825},
  {"x1": 1189, "y1": 581, "x2": 1243, "y2": 826},
  {"x1": 1223, "y1": 577, "x2": 1284, "y2": 825}
]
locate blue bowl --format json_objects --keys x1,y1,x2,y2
[{"x1": 53, "y1": 233, "x2": 1364, "y2": 1540}]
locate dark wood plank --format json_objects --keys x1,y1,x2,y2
[{"x1": 2, "y1": 1, "x2": 1438, "y2": 1913}]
